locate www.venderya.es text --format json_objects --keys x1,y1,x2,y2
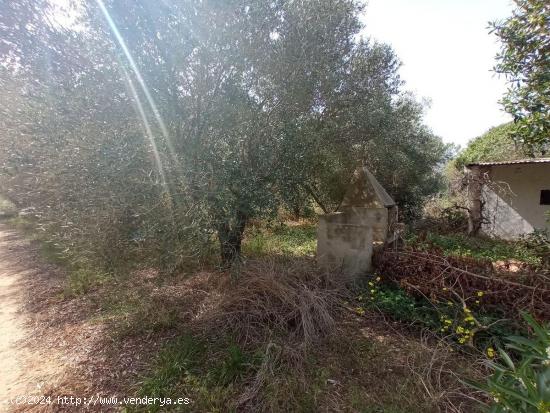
[{"x1": 6, "y1": 395, "x2": 192, "y2": 407}]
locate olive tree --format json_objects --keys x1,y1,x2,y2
[
  {"x1": 1, "y1": 0, "x2": 449, "y2": 267},
  {"x1": 491, "y1": 0, "x2": 550, "y2": 152}
]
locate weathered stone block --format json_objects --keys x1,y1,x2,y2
[{"x1": 317, "y1": 212, "x2": 374, "y2": 277}]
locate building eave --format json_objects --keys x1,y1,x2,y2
[{"x1": 465, "y1": 158, "x2": 550, "y2": 168}]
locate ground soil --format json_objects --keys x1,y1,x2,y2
[
  {"x1": 0, "y1": 225, "x2": 68, "y2": 412},
  {"x1": 0, "y1": 223, "x2": 152, "y2": 412}
]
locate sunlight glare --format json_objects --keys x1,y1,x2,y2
[
  {"x1": 95, "y1": 0, "x2": 178, "y2": 160},
  {"x1": 121, "y1": 66, "x2": 168, "y2": 191}
]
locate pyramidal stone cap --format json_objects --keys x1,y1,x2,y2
[{"x1": 339, "y1": 166, "x2": 396, "y2": 210}]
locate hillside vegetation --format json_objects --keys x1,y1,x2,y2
[{"x1": 454, "y1": 123, "x2": 527, "y2": 168}]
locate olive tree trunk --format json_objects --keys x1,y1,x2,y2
[{"x1": 217, "y1": 210, "x2": 248, "y2": 267}]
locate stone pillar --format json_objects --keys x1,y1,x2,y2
[{"x1": 317, "y1": 212, "x2": 374, "y2": 277}]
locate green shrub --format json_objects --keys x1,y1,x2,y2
[
  {"x1": 207, "y1": 343, "x2": 258, "y2": 387},
  {"x1": 470, "y1": 313, "x2": 550, "y2": 413},
  {"x1": 519, "y1": 230, "x2": 550, "y2": 268},
  {"x1": 407, "y1": 232, "x2": 542, "y2": 266},
  {"x1": 0, "y1": 195, "x2": 17, "y2": 217},
  {"x1": 65, "y1": 267, "x2": 110, "y2": 296},
  {"x1": 243, "y1": 224, "x2": 316, "y2": 257}
]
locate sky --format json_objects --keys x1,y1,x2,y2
[{"x1": 360, "y1": 0, "x2": 514, "y2": 147}]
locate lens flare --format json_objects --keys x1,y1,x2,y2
[
  {"x1": 95, "y1": 0, "x2": 177, "y2": 160},
  {"x1": 121, "y1": 66, "x2": 167, "y2": 190}
]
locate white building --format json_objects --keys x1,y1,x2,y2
[{"x1": 466, "y1": 159, "x2": 550, "y2": 240}]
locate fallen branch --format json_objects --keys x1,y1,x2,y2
[
  {"x1": 375, "y1": 247, "x2": 550, "y2": 321},
  {"x1": 383, "y1": 250, "x2": 549, "y2": 293}
]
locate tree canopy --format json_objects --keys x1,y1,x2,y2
[
  {"x1": 0, "y1": 0, "x2": 450, "y2": 267},
  {"x1": 491, "y1": 0, "x2": 550, "y2": 152},
  {"x1": 454, "y1": 123, "x2": 527, "y2": 168}
]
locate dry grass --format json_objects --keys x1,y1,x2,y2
[
  {"x1": 230, "y1": 313, "x2": 486, "y2": 413},
  {"x1": 206, "y1": 257, "x2": 350, "y2": 347},
  {"x1": 4, "y1": 221, "x2": 487, "y2": 412},
  {"x1": 405, "y1": 330, "x2": 487, "y2": 412}
]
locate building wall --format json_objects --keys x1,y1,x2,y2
[{"x1": 482, "y1": 163, "x2": 550, "y2": 239}]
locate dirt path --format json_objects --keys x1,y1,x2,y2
[
  {"x1": 0, "y1": 223, "x2": 163, "y2": 412},
  {"x1": 0, "y1": 225, "x2": 67, "y2": 412},
  {"x1": 0, "y1": 229, "x2": 28, "y2": 405}
]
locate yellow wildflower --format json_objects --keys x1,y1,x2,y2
[{"x1": 477, "y1": 291, "x2": 484, "y2": 297}]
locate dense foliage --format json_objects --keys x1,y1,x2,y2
[
  {"x1": 454, "y1": 123, "x2": 527, "y2": 168},
  {"x1": 0, "y1": 0, "x2": 449, "y2": 268},
  {"x1": 491, "y1": 0, "x2": 550, "y2": 153}
]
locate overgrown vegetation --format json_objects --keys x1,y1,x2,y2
[
  {"x1": 0, "y1": 0, "x2": 451, "y2": 270},
  {"x1": 68, "y1": 227, "x2": 482, "y2": 412},
  {"x1": 114, "y1": 224, "x2": 546, "y2": 411},
  {"x1": 453, "y1": 123, "x2": 528, "y2": 169},
  {"x1": 6, "y1": 211, "x2": 549, "y2": 412},
  {"x1": 407, "y1": 232, "x2": 542, "y2": 266},
  {"x1": 130, "y1": 327, "x2": 478, "y2": 413},
  {"x1": 243, "y1": 223, "x2": 317, "y2": 257},
  {"x1": 130, "y1": 335, "x2": 255, "y2": 412},
  {"x1": 1, "y1": 1, "x2": 548, "y2": 412},
  {"x1": 354, "y1": 276, "x2": 520, "y2": 349},
  {"x1": 7, "y1": 216, "x2": 117, "y2": 297}
]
